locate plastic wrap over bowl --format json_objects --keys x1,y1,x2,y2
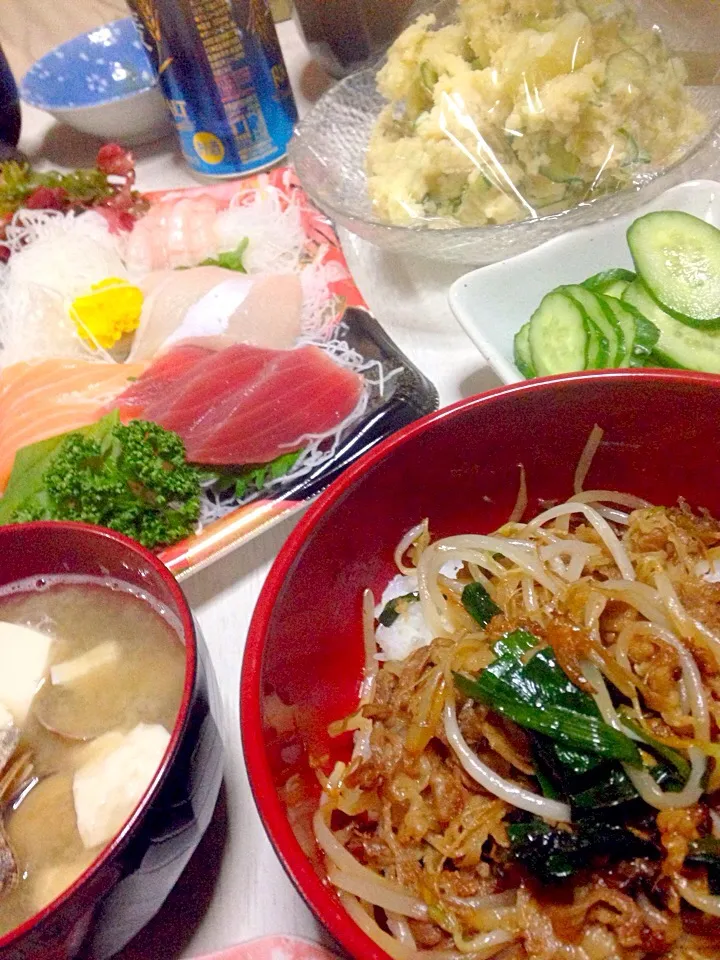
[{"x1": 291, "y1": 0, "x2": 720, "y2": 264}]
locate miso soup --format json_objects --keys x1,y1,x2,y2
[{"x1": 0, "y1": 575, "x2": 186, "y2": 937}]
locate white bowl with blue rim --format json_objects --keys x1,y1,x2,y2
[{"x1": 20, "y1": 18, "x2": 172, "y2": 146}]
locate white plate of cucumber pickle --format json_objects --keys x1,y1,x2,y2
[{"x1": 450, "y1": 180, "x2": 720, "y2": 382}]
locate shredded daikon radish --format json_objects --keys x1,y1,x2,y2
[
  {"x1": 216, "y1": 187, "x2": 307, "y2": 274},
  {"x1": 299, "y1": 258, "x2": 350, "y2": 340},
  {"x1": 0, "y1": 210, "x2": 126, "y2": 366},
  {"x1": 443, "y1": 700, "x2": 572, "y2": 822}
]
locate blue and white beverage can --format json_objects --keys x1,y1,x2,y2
[{"x1": 129, "y1": 0, "x2": 298, "y2": 177}]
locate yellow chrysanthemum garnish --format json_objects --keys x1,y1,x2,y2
[{"x1": 70, "y1": 277, "x2": 143, "y2": 349}]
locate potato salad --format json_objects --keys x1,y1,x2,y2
[{"x1": 367, "y1": 0, "x2": 706, "y2": 227}]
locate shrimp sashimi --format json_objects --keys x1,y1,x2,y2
[
  {"x1": 0, "y1": 360, "x2": 147, "y2": 493},
  {"x1": 123, "y1": 197, "x2": 222, "y2": 272}
]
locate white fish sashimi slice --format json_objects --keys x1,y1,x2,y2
[
  {"x1": 168, "y1": 275, "x2": 257, "y2": 348},
  {"x1": 129, "y1": 267, "x2": 303, "y2": 361},
  {"x1": 219, "y1": 273, "x2": 302, "y2": 348},
  {"x1": 129, "y1": 266, "x2": 229, "y2": 361}
]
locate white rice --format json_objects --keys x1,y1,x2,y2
[{"x1": 374, "y1": 573, "x2": 433, "y2": 662}]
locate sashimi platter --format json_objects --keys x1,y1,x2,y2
[{"x1": 0, "y1": 147, "x2": 437, "y2": 577}]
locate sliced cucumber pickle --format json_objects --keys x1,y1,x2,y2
[
  {"x1": 599, "y1": 294, "x2": 659, "y2": 366},
  {"x1": 420, "y1": 61, "x2": 438, "y2": 92},
  {"x1": 540, "y1": 143, "x2": 584, "y2": 185},
  {"x1": 623, "y1": 280, "x2": 720, "y2": 373},
  {"x1": 627, "y1": 211, "x2": 720, "y2": 327},
  {"x1": 595, "y1": 294, "x2": 635, "y2": 366},
  {"x1": 601, "y1": 278, "x2": 632, "y2": 299},
  {"x1": 605, "y1": 49, "x2": 650, "y2": 92},
  {"x1": 563, "y1": 285, "x2": 623, "y2": 366},
  {"x1": 583, "y1": 268, "x2": 636, "y2": 294},
  {"x1": 528, "y1": 291, "x2": 588, "y2": 376},
  {"x1": 584, "y1": 268, "x2": 636, "y2": 301},
  {"x1": 584, "y1": 314, "x2": 610, "y2": 369},
  {"x1": 513, "y1": 323, "x2": 536, "y2": 378}
]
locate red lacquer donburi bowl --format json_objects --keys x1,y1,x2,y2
[
  {"x1": 0, "y1": 522, "x2": 223, "y2": 960},
  {"x1": 241, "y1": 370, "x2": 720, "y2": 960}
]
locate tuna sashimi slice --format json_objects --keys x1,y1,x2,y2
[
  {"x1": 183, "y1": 345, "x2": 363, "y2": 465},
  {"x1": 0, "y1": 360, "x2": 147, "y2": 492},
  {"x1": 155, "y1": 343, "x2": 277, "y2": 437},
  {"x1": 115, "y1": 344, "x2": 213, "y2": 420}
]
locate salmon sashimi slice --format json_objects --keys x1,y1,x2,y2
[
  {"x1": 181, "y1": 345, "x2": 364, "y2": 465},
  {"x1": 0, "y1": 360, "x2": 147, "y2": 493},
  {"x1": 116, "y1": 344, "x2": 213, "y2": 419},
  {"x1": 0, "y1": 363, "x2": 137, "y2": 430},
  {"x1": 151, "y1": 344, "x2": 277, "y2": 436}
]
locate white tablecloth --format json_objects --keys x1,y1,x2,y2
[{"x1": 17, "y1": 19, "x2": 495, "y2": 958}]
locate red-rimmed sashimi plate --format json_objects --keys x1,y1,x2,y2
[{"x1": 0, "y1": 156, "x2": 438, "y2": 579}]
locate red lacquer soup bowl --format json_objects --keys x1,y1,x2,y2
[
  {"x1": 0, "y1": 522, "x2": 223, "y2": 960},
  {"x1": 241, "y1": 370, "x2": 720, "y2": 960}
]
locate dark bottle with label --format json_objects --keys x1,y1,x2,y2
[{"x1": 0, "y1": 45, "x2": 20, "y2": 149}]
